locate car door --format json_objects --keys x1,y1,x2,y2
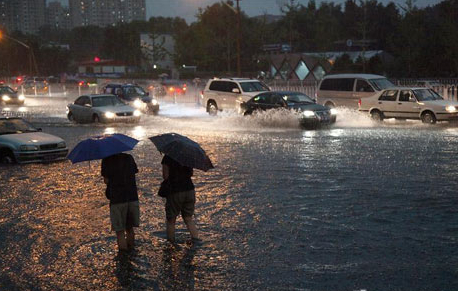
[
  {"x1": 248, "y1": 93, "x2": 270, "y2": 112},
  {"x1": 395, "y1": 90, "x2": 420, "y2": 119},
  {"x1": 70, "y1": 96, "x2": 87, "y2": 122},
  {"x1": 79, "y1": 96, "x2": 93, "y2": 122},
  {"x1": 354, "y1": 79, "x2": 376, "y2": 104},
  {"x1": 222, "y1": 81, "x2": 241, "y2": 110},
  {"x1": 377, "y1": 90, "x2": 398, "y2": 118}
]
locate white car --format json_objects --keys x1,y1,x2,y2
[
  {"x1": 358, "y1": 87, "x2": 458, "y2": 124},
  {"x1": 201, "y1": 78, "x2": 270, "y2": 115},
  {"x1": 0, "y1": 117, "x2": 68, "y2": 164},
  {"x1": 67, "y1": 94, "x2": 141, "y2": 123}
]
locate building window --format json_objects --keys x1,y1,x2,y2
[{"x1": 294, "y1": 60, "x2": 310, "y2": 80}]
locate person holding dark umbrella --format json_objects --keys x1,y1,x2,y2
[{"x1": 150, "y1": 133, "x2": 214, "y2": 244}]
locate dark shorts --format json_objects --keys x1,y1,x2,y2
[
  {"x1": 110, "y1": 201, "x2": 140, "y2": 232},
  {"x1": 165, "y1": 190, "x2": 196, "y2": 220}
]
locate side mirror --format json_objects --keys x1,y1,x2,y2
[
  {"x1": 313, "y1": 99, "x2": 317, "y2": 103},
  {"x1": 232, "y1": 88, "x2": 240, "y2": 93},
  {"x1": 409, "y1": 96, "x2": 416, "y2": 102},
  {"x1": 84, "y1": 103, "x2": 92, "y2": 107}
]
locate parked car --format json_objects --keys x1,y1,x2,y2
[
  {"x1": 0, "y1": 117, "x2": 68, "y2": 164},
  {"x1": 317, "y1": 74, "x2": 396, "y2": 108},
  {"x1": 66, "y1": 94, "x2": 141, "y2": 124},
  {"x1": 0, "y1": 85, "x2": 25, "y2": 105},
  {"x1": 103, "y1": 84, "x2": 159, "y2": 114},
  {"x1": 23, "y1": 79, "x2": 48, "y2": 95},
  {"x1": 241, "y1": 91, "x2": 337, "y2": 128},
  {"x1": 358, "y1": 87, "x2": 458, "y2": 124},
  {"x1": 416, "y1": 80, "x2": 442, "y2": 89},
  {"x1": 161, "y1": 80, "x2": 188, "y2": 96},
  {"x1": 201, "y1": 77, "x2": 270, "y2": 115}
]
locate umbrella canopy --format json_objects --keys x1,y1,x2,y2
[
  {"x1": 67, "y1": 133, "x2": 139, "y2": 164},
  {"x1": 149, "y1": 133, "x2": 214, "y2": 171}
]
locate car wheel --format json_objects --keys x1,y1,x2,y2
[
  {"x1": 93, "y1": 114, "x2": 100, "y2": 123},
  {"x1": 67, "y1": 112, "x2": 75, "y2": 122},
  {"x1": 421, "y1": 111, "x2": 436, "y2": 124},
  {"x1": 0, "y1": 150, "x2": 15, "y2": 164},
  {"x1": 325, "y1": 102, "x2": 335, "y2": 108},
  {"x1": 370, "y1": 110, "x2": 384, "y2": 122},
  {"x1": 207, "y1": 101, "x2": 218, "y2": 116}
]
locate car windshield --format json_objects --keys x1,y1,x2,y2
[
  {"x1": 125, "y1": 86, "x2": 146, "y2": 97},
  {"x1": 0, "y1": 86, "x2": 15, "y2": 94},
  {"x1": 0, "y1": 119, "x2": 37, "y2": 135},
  {"x1": 240, "y1": 81, "x2": 270, "y2": 92},
  {"x1": 368, "y1": 78, "x2": 395, "y2": 90},
  {"x1": 282, "y1": 92, "x2": 314, "y2": 104},
  {"x1": 92, "y1": 96, "x2": 124, "y2": 107},
  {"x1": 413, "y1": 89, "x2": 443, "y2": 101}
]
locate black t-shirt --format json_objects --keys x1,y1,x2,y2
[
  {"x1": 161, "y1": 155, "x2": 194, "y2": 193},
  {"x1": 101, "y1": 153, "x2": 138, "y2": 204}
]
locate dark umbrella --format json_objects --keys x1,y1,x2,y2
[
  {"x1": 149, "y1": 133, "x2": 214, "y2": 171},
  {"x1": 67, "y1": 133, "x2": 139, "y2": 164}
]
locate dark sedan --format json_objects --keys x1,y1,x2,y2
[
  {"x1": 241, "y1": 91, "x2": 337, "y2": 128},
  {"x1": 0, "y1": 86, "x2": 25, "y2": 105}
]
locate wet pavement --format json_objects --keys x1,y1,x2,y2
[{"x1": 0, "y1": 98, "x2": 457, "y2": 290}]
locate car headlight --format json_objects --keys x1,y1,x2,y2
[
  {"x1": 133, "y1": 110, "x2": 142, "y2": 117},
  {"x1": 105, "y1": 111, "x2": 115, "y2": 118},
  {"x1": 18, "y1": 94, "x2": 25, "y2": 101},
  {"x1": 330, "y1": 108, "x2": 337, "y2": 115},
  {"x1": 133, "y1": 99, "x2": 143, "y2": 108},
  {"x1": 20, "y1": 145, "x2": 39, "y2": 151},
  {"x1": 303, "y1": 110, "x2": 316, "y2": 117},
  {"x1": 2, "y1": 95, "x2": 10, "y2": 101},
  {"x1": 152, "y1": 99, "x2": 158, "y2": 105},
  {"x1": 57, "y1": 141, "x2": 66, "y2": 148},
  {"x1": 446, "y1": 105, "x2": 457, "y2": 113}
]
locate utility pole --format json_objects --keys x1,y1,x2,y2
[{"x1": 236, "y1": 0, "x2": 241, "y2": 77}]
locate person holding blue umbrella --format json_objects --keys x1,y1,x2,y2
[{"x1": 68, "y1": 134, "x2": 140, "y2": 252}]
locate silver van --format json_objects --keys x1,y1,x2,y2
[{"x1": 316, "y1": 74, "x2": 395, "y2": 108}]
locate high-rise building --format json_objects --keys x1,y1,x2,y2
[
  {"x1": 69, "y1": 0, "x2": 146, "y2": 28},
  {"x1": 0, "y1": 0, "x2": 46, "y2": 34},
  {"x1": 46, "y1": 1, "x2": 71, "y2": 30}
]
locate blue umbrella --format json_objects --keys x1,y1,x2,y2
[
  {"x1": 67, "y1": 133, "x2": 139, "y2": 164},
  {"x1": 149, "y1": 133, "x2": 214, "y2": 171}
]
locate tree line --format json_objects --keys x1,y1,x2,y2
[{"x1": 0, "y1": 0, "x2": 457, "y2": 78}]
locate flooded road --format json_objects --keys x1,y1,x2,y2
[{"x1": 1, "y1": 98, "x2": 457, "y2": 290}]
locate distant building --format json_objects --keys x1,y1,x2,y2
[
  {"x1": 77, "y1": 59, "x2": 130, "y2": 76},
  {"x1": 0, "y1": 0, "x2": 46, "y2": 34},
  {"x1": 69, "y1": 0, "x2": 146, "y2": 28},
  {"x1": 140, "y1": 33, "x2": 175, "y2": 70},
  {"x1": 46, "y1": 1, "x2": 71, "y2": 30}
]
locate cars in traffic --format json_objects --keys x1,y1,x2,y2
[
  {"x1": 317, "y1": 74, "x2": 396, "y2": 108},
  {"x1": 0, "y1": 117, "x2": 68, "y2": 164},
  {"x1": 66, "y1": 94, "x2": 141, "y2": 124},
  {"x1": 201, "y1": 77, "x2": 270, "y2": 115},
  {"x1": 0, "y1": 86, "x2": 25, "y2": 105},
  {"x1": 241, "y1": 91, "x2": 336, "y2": 128},
  {"x1": 358, "y1": 87, "x2": 458, "y2": 124},
  {"x1": 161, "y1": 80, "x2": 188, "y2": 96},
  {"x1": 103, "y1": 83, "x2": 159, "y2": 114}
]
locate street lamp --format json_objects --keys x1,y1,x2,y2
[
  {"x1": 0, "y1": 31, "x2": 39, "y2": 76},
  {"x1": 223, "y1": 0, "x2": 242, "y2": 76}
]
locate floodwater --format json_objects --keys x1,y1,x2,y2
[{"x1": 1, "y1": 98, "x2": 457, "y2": 290}]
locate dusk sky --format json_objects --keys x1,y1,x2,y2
[{"x1": 55, "y1": 0, "x2": 443, "y2": 23}]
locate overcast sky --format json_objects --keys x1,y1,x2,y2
[{"x1": 55, "y1": 0, "x2": 443, "y2": 23}]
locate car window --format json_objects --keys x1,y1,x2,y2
[
  {"x1": 74, "y1": 96, "x2": 88, "y2": 106},
  {"x1": 368, "y1": 78, "x2": 395, "y2": 90},
  {"x1": 0, "y1": 87, "x2": 15, "y2": 94},
  {"x1": 356, "y1": 80, "x2": 374, "y2": 92},
  {"x1": 271, "y1": 94, "x2": 284, "y2": 105},
  {"x1": 92, "y1": 96, "x2": 124, "y2": 107},
  {"x1": 252, "y1": 93, "x2": 271, "y2": 104},
  {"x1": 240, "y1": 81, "x2": 269, "y2": 92},
  {"x1": 320, "y1": 78, "x2": 354, "y2": 91},
  {"x1": 225, "y1": 82, "x2": 239, "y2": 93},
  {"x1": 0, "y1": 118, "x2": 37, "y2": 134},
  {"x1": 209, "y1": 81, "x2": 224, "y2": 91},
  {"x1": 104, "y1": 87, "x2": 113, "y2": 94},
  {"x1": 281, "y1": 92, "x2": 314, "y2": 103},
  {"x1": 379, "y1": 90, "x2": 398, "y2": 101},
  {"x1": 399, "y1": 90, "x2": 414, "y2": 102}
]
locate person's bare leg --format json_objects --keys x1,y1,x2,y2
[
  {"x1": 166, "y1": 217, "x2": 176, "y2": 243},
  {"x1": 126, "y1": 227, "x2": 135, "y2": 250},
  {"x1": 116, "y1": 230, "x2": 128, "y2": 251},
  {"x1": 183, "y1": 216, "x2": 199, "y2": 240}
]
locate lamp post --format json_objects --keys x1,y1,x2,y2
[
  {"x1": 0, "y1": 31, "x2": 39, "y2": 76},
  {"x1": 236, "y1": 0, "x2": 241, "y2": 77}
]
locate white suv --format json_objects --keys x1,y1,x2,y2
[{"x1": 201, "y1": 78, "x2": 270, "y2": 115}]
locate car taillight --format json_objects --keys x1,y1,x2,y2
[{"x1": 358, "y1": 99, "x2": 361, "y2": 108}]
